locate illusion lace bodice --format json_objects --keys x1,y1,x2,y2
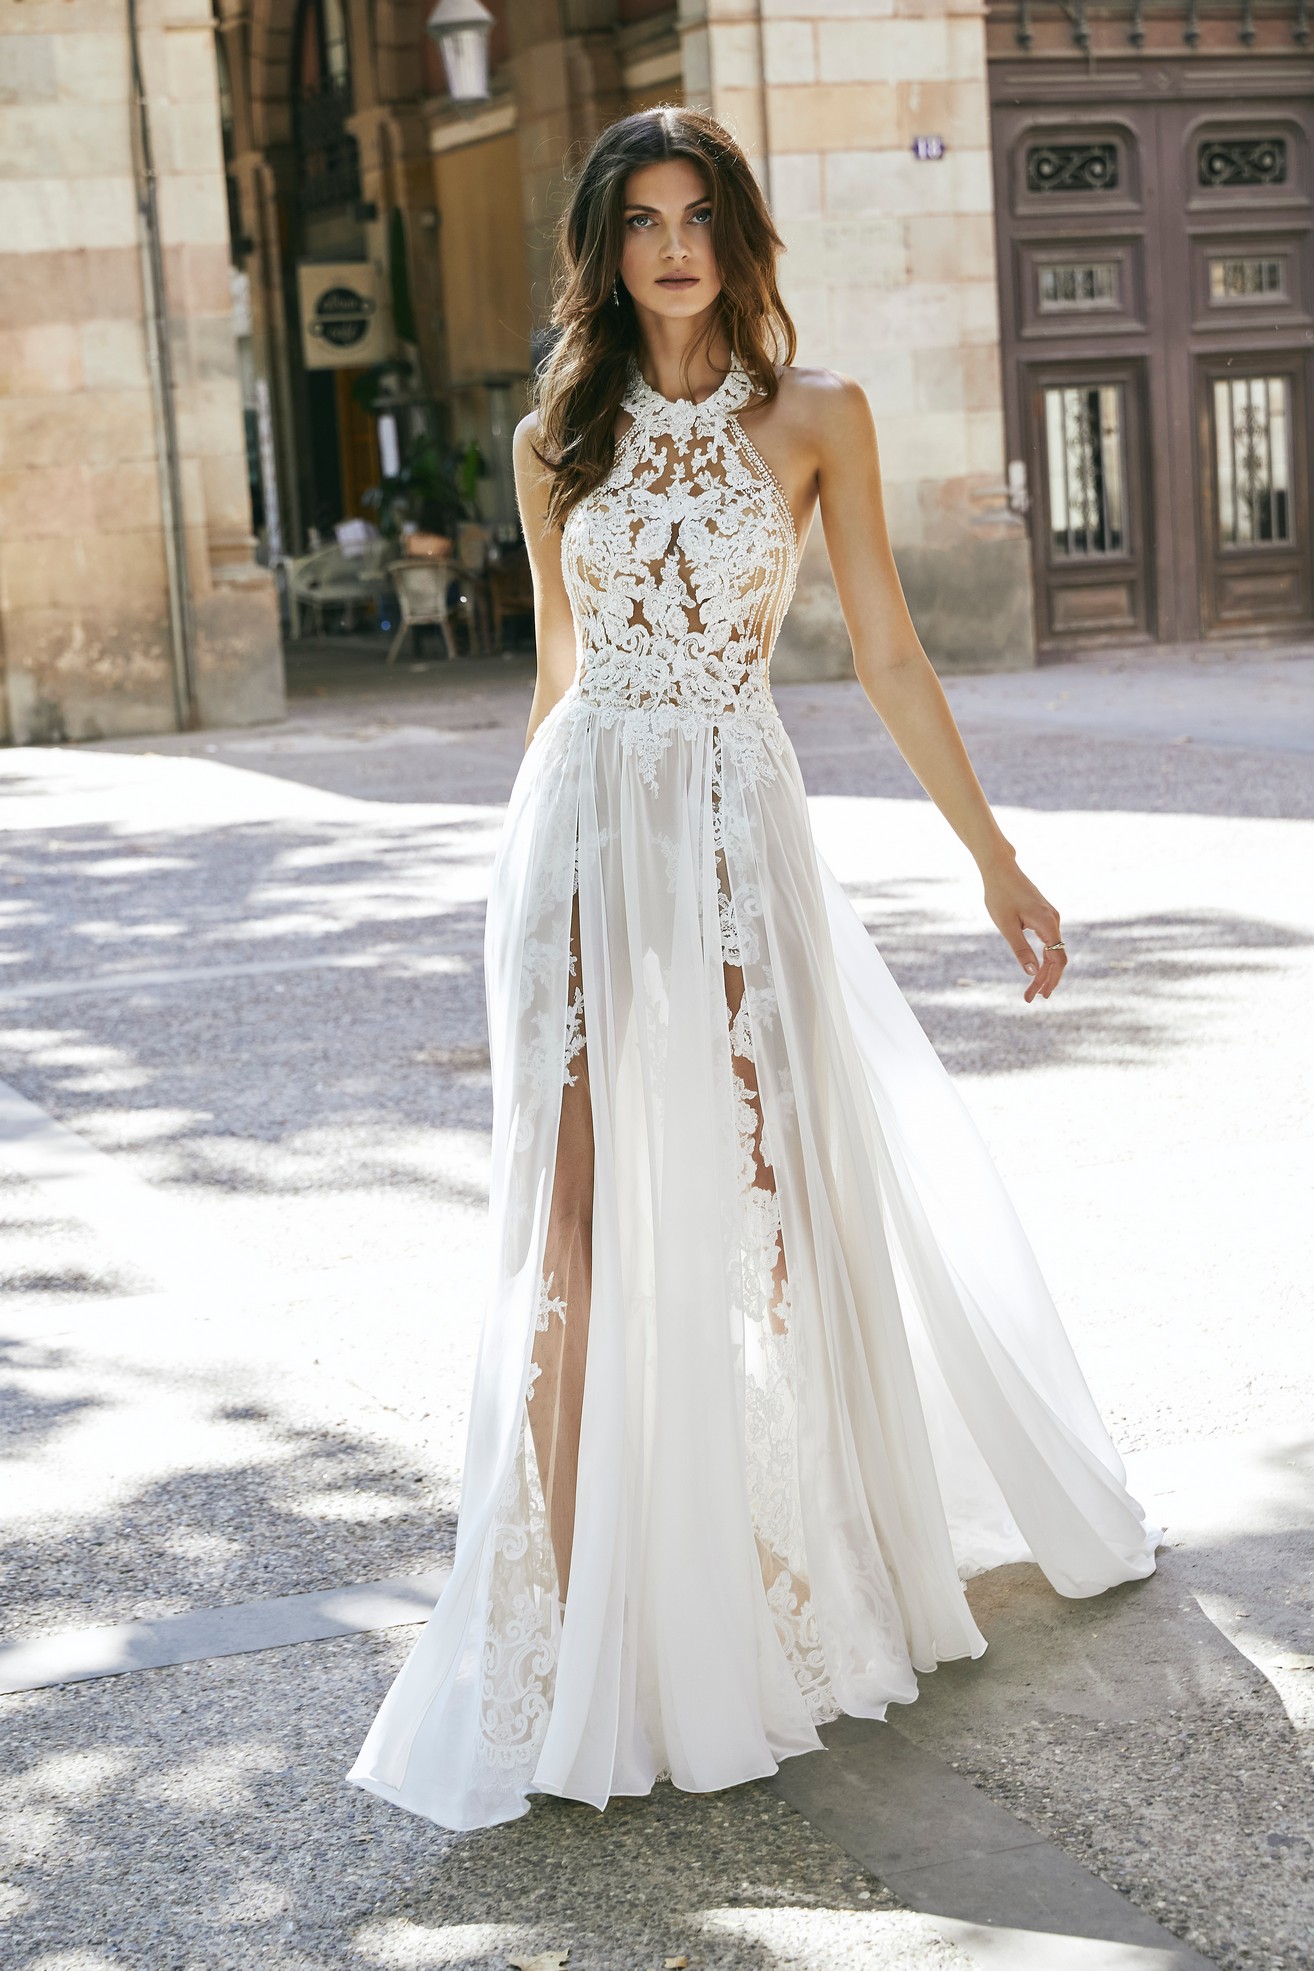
[{"x1": 560, "y1": 359, "x2": 799, "y2": 737}]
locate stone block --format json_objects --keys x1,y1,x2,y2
[
  {"x1": 89, "y1": 462, "x2": 164, "y2": 534},
  {"x1": 763, "y1": 19, "x2": 815, "y2": 85},
  {"x1": 873, "y1": 408, "x2": 970, "y2": 482},
  {"x1": 959, "y1": 277, "x2": 1002, "y2": 344},
  {"x1": 53, "y1": 31, "x2": 132, "y2": 102},
  {"x1": 0, "y1": 529, "x2": 167, "y2": 614},
  {"x1": 913, "y1": 343, "x2": 1002, "y2": 416},
  {"x1": 0, "y1": 464, "x2": 92, "y2": 539},
  {"x1": 155, "y1": 100, "x2": 225, "y2": 177},
  {"x1": 707, "y1": 20, "x2": 762, "y2": 89},
  {"x1": 771, "y1": 152, "x2": 823, "y2": 221},
  {"x1": 0, "y1": 390, "x2": 156, "y2": 469},
  {"x1": 847, "y1": 347, "x2": 916, "y2": 414},
  {"x1": 0, "y1": 324, "x2": 83, "y2": 395},
  {"x1": 198, "y1": 450, "x2": 255, "y2": 540},
  {"x1": 2, "y1": 607, "x2": 176, "y2": 747},
  {"x1": 164, "y1": 27, "x2": 222, "y2": 105},
  {"x1": 763, "y1": 0, "x2": 894, "y2": 19},
  {"x1": 3, "y1": 176, "x2": 138, "y2": 253},
  {"x1": 0, "y1": 105, "x2": 130, "y2": 178},
  {"x1": 0, "y1": 37, "x2": 59, "y2": 104},
  {"x1": 896, "y1": 528, "x2": 1035, "y2": 670},
  {"x1": 897, "y1": 79, "x2": 990, "y2": 151},
  {"x1": 945, "y1": 14, "x2": 987, "y2": 82},
  {"x1": 163, "y1": 243, "x2": 235, "y2": 317},
  {"x1": 965, "y1": 406, "x2": 1007, "y2": 475},
  {"x1": 767, "y1": 82, "x2": 897, "y2": 155},
  {"x1": 783, "y1": 212, "x2": 906, "y2": 293},
  {"x1": 816, "y1": 17, "x2": 949, "y2": 84},
  {"x1": 711, "y1": 87, "x2": 764, "y2": 157},
  {"x1": 81, "y1": 319, "x2": 150, "y2": 391},
  {"x1": 175, "y1": 377, "x2": 247, "y2": 460},
  {"x1": 912, "y1": 343, "x2": 967, "y2": 414},
  {"x1": 780, "y1": 278, "x2": 830, "y2": 362},
  {"x1": 907, "y1": 211, "x2": 996, "y2": 284},
  {"x1": 156, "y1": 170, "x2": 230, "y2": 250},
  {"x1": 193, "y1": 562, "x2": 285, "y2": 730},
  {"x1": 832, "y1": 279, "x2": 963, "y2": 356}
]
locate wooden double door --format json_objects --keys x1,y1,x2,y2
[{"x1": 990, "y1": 62, "x2": 1314, "y2": 651}]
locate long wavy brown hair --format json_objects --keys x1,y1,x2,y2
[{"x1": 534, "y1": 107, "x2": 797, "y2": 527}]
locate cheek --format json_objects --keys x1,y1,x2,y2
[{"x1": 619, "y1": 229, "x2": 652, "y2": 286}]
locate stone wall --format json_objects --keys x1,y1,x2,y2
[
  {"x1": 0, "y1": 0, "x2": 283, "y2": 745},
  {"x1": 680, "y1": 0, "x2": 1035, "y2": 676}
]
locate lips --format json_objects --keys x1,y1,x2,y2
[{"x1": 657, "y1": 276, "x2": 697, "y2": 287}]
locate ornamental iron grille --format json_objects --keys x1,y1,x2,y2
[
  {"x1": 1214, "y1": 376, "x2": 1292, "y2": 546},
  {"x1": 1044, "y1": 384, "x2": 1126, "y2": 555},
  {"x1": 1208, "y1": 257, "x2": 1286, "y2": 301},
  {"x1": 1038, "y1": 261, "x2": 1119, "y2": 311},
  {"x1": 1027, "y1": 142, "x2": 1119, "y2": 194},
  {"x1": 1198, "y1": 138, "x2": 1288, "y2": 188},
  {"x1": 292, "y1": 0, "x2": 361, "y2": 213}
]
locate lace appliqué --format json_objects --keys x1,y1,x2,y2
[
  {"x1": 726, "y1": 960, "x2": 838, "y2": 1728},
  {"x1": 560, "y1": 361, "x2": 798, "y2": 793},
  {"x1": 479, "y1": 1425, "x2": 559, "y2": 1769}
]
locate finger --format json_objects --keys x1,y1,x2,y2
[
  {"x1": 1034, "y1": 943, "x2": 1068, "y2": 1000},
  {"x1": 1005, "y1": 925, "x2": 1040, "y2": 983}
]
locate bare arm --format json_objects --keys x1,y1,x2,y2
[
  {"x1": 814, "y1": 376, "x2": 1065, "y2": 1002},
  {"x1": 513, "y1": 412, "x2": 579, "y2": 749}
]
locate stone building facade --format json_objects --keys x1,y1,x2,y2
[
  {"x1": 0, "y1": 0, "x2": 283, "y2": 745},
  {"x1": 2, "y1": 0, "x2": 1311, "y2": 739}
]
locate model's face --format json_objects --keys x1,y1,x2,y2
[{"x1": 618, "y1": 158, "x2": 720, "y2": 320}]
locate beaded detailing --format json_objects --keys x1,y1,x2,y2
[{"x1": 560, "y1": 359, "x2": 798, "y2": 791}]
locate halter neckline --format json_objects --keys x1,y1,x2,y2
[{"x1": 622, "y1": 358, "x2": 755, "y2": 427}]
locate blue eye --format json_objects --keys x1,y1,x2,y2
[
  {"x1": 626, "y1": 213, "x2": 652, "y2": 229},
  {"x1": 691, "y1": 208, "x2": 712, "y2": 225}
]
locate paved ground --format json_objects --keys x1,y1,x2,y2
[{"x1": 0, "y1": 640, "x2": 1311, "y2": 1970}]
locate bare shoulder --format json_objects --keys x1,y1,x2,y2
[
  {"x1": 768, "y1": 367, "x2": 875, "y2": 457},
  {"x1": 513, "y1": 408, "x2": 543, "y2": 465}
]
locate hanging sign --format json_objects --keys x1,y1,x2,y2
[{"x1": 297, "y1": 261, "x2": 388, "y2": 370}]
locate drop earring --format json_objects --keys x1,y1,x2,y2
[{"x1": 611, "y1": 278, "x2": 621, "y2": 308}]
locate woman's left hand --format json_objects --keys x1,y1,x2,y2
[{"x1": 982, "y1": 862, "x2": 1067, "y2": 1002}]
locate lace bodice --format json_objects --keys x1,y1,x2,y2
[{"x1": 560, "y1": 359, "x2": 798, "y2": 737}]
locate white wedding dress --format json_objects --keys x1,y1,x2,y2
[{"x1": 348, "y1": 360, "x2": 1160, "y2": 1831}]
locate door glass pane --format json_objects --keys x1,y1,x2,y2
[
  {"x1": 1214, "y1": 376, "x2": 1292, "y2": 547},
  {"x1": 1044, "y1": 383, "x2": 1126, "y2": 557}
]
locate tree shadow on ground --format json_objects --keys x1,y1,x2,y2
[
  {"x1": 845, "y1": 888, "x2": 1311, "y2": 1077},
  {"x1": 3, "y1": 1518, "x2": 1309, "y2": 1971}
]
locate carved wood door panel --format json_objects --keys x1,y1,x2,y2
[{"x1": 989, "y1": 55, "x2": 1314, "y2": 651}]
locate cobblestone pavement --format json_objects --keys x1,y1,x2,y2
[{"x1": 0, "y1": 642, "x2": 1310, "y2": 1970}]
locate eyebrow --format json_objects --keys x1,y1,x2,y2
[{"x1": 623, "y1": 197, "x2": 712, "y2": 212}]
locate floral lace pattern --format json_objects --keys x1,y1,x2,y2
[
  {"x1": 476, "y1": 359, "x2": 827, "y2": 1776},
  {"x1": 560, "y1": 359, "x2": 798, "y2": 791}
]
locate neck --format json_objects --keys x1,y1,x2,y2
[{"x1": 632, "y1": 304, "x2": 733, "y2": 403}]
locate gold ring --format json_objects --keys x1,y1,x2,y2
[{"x1": 1045, "y1": 940, "x2": 1066, "y2": 952}]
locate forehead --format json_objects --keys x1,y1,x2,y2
[{"x1": 622, "y1": 156, "x2": 710, "y2": 209}]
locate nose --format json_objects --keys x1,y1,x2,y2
[{"x1": 660, "y1": 220, "x2": 689, "y2": 260}]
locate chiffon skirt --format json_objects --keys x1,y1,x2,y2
[{"x1": 348, "y1": 687, "x2": 1160, "y2": 1831}]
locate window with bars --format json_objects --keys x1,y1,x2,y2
[
  {"x1": 1037, "y1": 261, "x2": 1120, "y2": 312},
  {"x1": 1213, "y1": 376, "x2": 1292, "y2": 547},
  {"x1": 1044, "y1": 384, "x2": 1126, "y2": 557},
  {"x1": 1207, "y1": 257, "x2": 1286, "y2": 303}
]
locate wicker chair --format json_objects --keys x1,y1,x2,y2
[{"x1": 387, "y1": 558, "x2": 463, "y2": 663}]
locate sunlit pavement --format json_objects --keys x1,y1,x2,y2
[{"x1": 0, "y1": 644, "x2": 1310, "y2": 1970}]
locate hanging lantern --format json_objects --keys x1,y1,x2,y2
[{"x1": 426, "y1": 0, "x2": 494, "y2": 103}]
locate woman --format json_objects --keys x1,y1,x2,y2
[{"x1": 349, "y1": 106, "x2": 1159, "y2": 1832}]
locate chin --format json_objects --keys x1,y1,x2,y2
[{"x1": 644, "y1": 286, "x2": 712, "y2": 317}]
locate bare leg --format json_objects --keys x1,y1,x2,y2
[{"x1": 529, "y1": 892, "x2": 594, "y2": 1601}]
